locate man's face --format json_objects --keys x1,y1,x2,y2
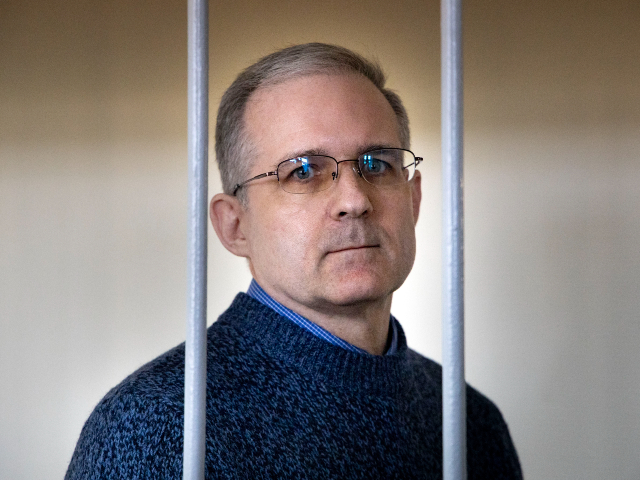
[{"x1": 239, "y1": 73, "x2": 421, "y2": 315}]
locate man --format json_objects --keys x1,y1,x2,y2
[{"x1": 66, "y1": 43, "x2": 522, "y2": 479}]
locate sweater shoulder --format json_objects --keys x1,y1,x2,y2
[
  {"x1": 65, "y1": 343, "x2": 190, "y2": 479},
  {"x1": 109, "y1": 344, "x2": 187, "y2": 404},
  {"x1": 95, "y1": 297, "x2": 249, "y2": 407},
  {"x1": 404, "y1": 349, "x2": 522, "y2": 479},
  {"x1": 65, "y1": 307, "x2": 248, "y2": 480},
  {"x1": 404, "y1": 348, "x2": 510, "y2": 426}
]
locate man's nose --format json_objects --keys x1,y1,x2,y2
[
  {"x1": 330, "y1": 160, "x2": 373, "y2": 219},
  {"x1": 339, "y1": 159, "x2": 362, "y2": 178}
]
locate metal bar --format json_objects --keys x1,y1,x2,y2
[
  {"x1": 441, "y1": 0, "x2": 466, "y2": 479},
  {"x1": 184, "y1": 0, "x2": 208, "y2": 478}
]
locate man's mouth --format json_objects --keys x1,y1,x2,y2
[
  {"x1": 321, "y1": 224, "x2": 382, "y2": 256},
  {"x1": 328, "y1": 244, "x2": 379, "y2": 254}
]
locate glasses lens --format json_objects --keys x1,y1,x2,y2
[
  {"x1": 359, "y1": 149, "x2": 416, "y2": 186},
  {"x1": 277, "y1": 156, "x2": 337, "y2": 194}
]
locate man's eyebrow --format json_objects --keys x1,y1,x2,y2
[
  {"x1": 279, "y1": 144, "x2": 399, "y2": 163},
  {"x1": 279, "y1": 148, "x2": 328, "y2": 162},
  {"x1": 358, "y1": 144, "x2": 397, "y2": 153}
]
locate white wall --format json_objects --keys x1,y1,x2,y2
[{"x1": 1, "y1": 0, "x2": 639, "y2": 478}]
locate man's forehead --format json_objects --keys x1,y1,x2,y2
[
  {"x1": 244, "y1": 73, "x2": 400, "y2": 160},
  {"x1": 247, "y1": 72, "x2": 382, "y2": 112}
]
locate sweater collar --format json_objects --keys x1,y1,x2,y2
[{"x1": 217, "y1": 293, "x2": 411, "y2": 395}]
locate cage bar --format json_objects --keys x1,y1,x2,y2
[
  {"x1": 441, "y1": 0, "x2": 467, "y2": 479},
  {"x1": 183, "y1": 0, "x2": 209, "y2": 479}
]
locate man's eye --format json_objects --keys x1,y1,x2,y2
[
  {"x1": 291, "y1": 164, "x2": 315, "y2": 181},
  {"x1": 362, "y1": 157, "x2": 389, "y2": 174}
]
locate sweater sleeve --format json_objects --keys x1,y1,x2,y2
[{"x1": 65, "y1": 389, "x2": 184, "y2": 480}]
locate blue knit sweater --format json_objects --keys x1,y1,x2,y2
[{"x1": 66, "y1": 293, "x2": 522, "y2": 479}]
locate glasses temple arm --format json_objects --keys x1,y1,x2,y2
[{"x1": 232, "y1": 171, "x2": 277, "y2": 196}]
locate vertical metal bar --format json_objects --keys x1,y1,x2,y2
[
  {"x1": 184, "y1": 0, "x2": 208, "y2": 478},
  {"x1": 441, "y1": 0, "x2": 466, "y2": 479}
]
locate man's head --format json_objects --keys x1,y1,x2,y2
[
  {"x1": 215, "y1": 43, "x2": 411, "y2": 204},
  {"x1": 210, "y1": 43, "x2": 421, "y2": 331}
]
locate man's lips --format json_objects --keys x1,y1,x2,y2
[{"x1": 327, "y1": 244, "x2": 379, "y2": 254}]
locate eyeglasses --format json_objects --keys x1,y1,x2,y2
[{"x1": 233, "y1": 148, "x2": 422, "y2": 195}]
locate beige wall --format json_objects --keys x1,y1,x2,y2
[{"x1": 1, "y1": 0, "x2": 639, "y2": 478}]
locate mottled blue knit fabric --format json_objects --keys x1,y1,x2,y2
[{"x1": 66, "y1": 293, "x2": 522, "y2": 479}]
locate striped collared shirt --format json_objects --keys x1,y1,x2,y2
[{"x1": 247, "y1": 279, "x2": 397, "y2": 355}]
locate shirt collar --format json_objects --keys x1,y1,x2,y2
[{"x1": 247, "y1": 279, "x2": 398, "y2": 356}]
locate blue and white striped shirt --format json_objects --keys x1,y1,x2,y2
[{"x1": 247, "y1": 279, "x2": 398, "y2": 355}]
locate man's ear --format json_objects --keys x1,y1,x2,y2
[
  {"x1": 411, "y1": 170, "x2": 422, "y2": 225},
  {"x1": 210, "y1": 193, "x2": 250, "y2": 258}
]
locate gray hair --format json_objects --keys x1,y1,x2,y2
[{"x1": 215, "y1": 42, "x2": 410, "y2": 202}]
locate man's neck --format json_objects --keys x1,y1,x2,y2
[{"x1": 259, "y1": 283, "x2": 393, "y2": 356}]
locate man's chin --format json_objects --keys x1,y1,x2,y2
[{"x1": 317, "y1": 278, "x2": 396, "y2": 309}]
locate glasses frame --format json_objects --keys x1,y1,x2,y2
[{"x1": 232, "y1": 148, "x2": 423, "y2": 196}]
